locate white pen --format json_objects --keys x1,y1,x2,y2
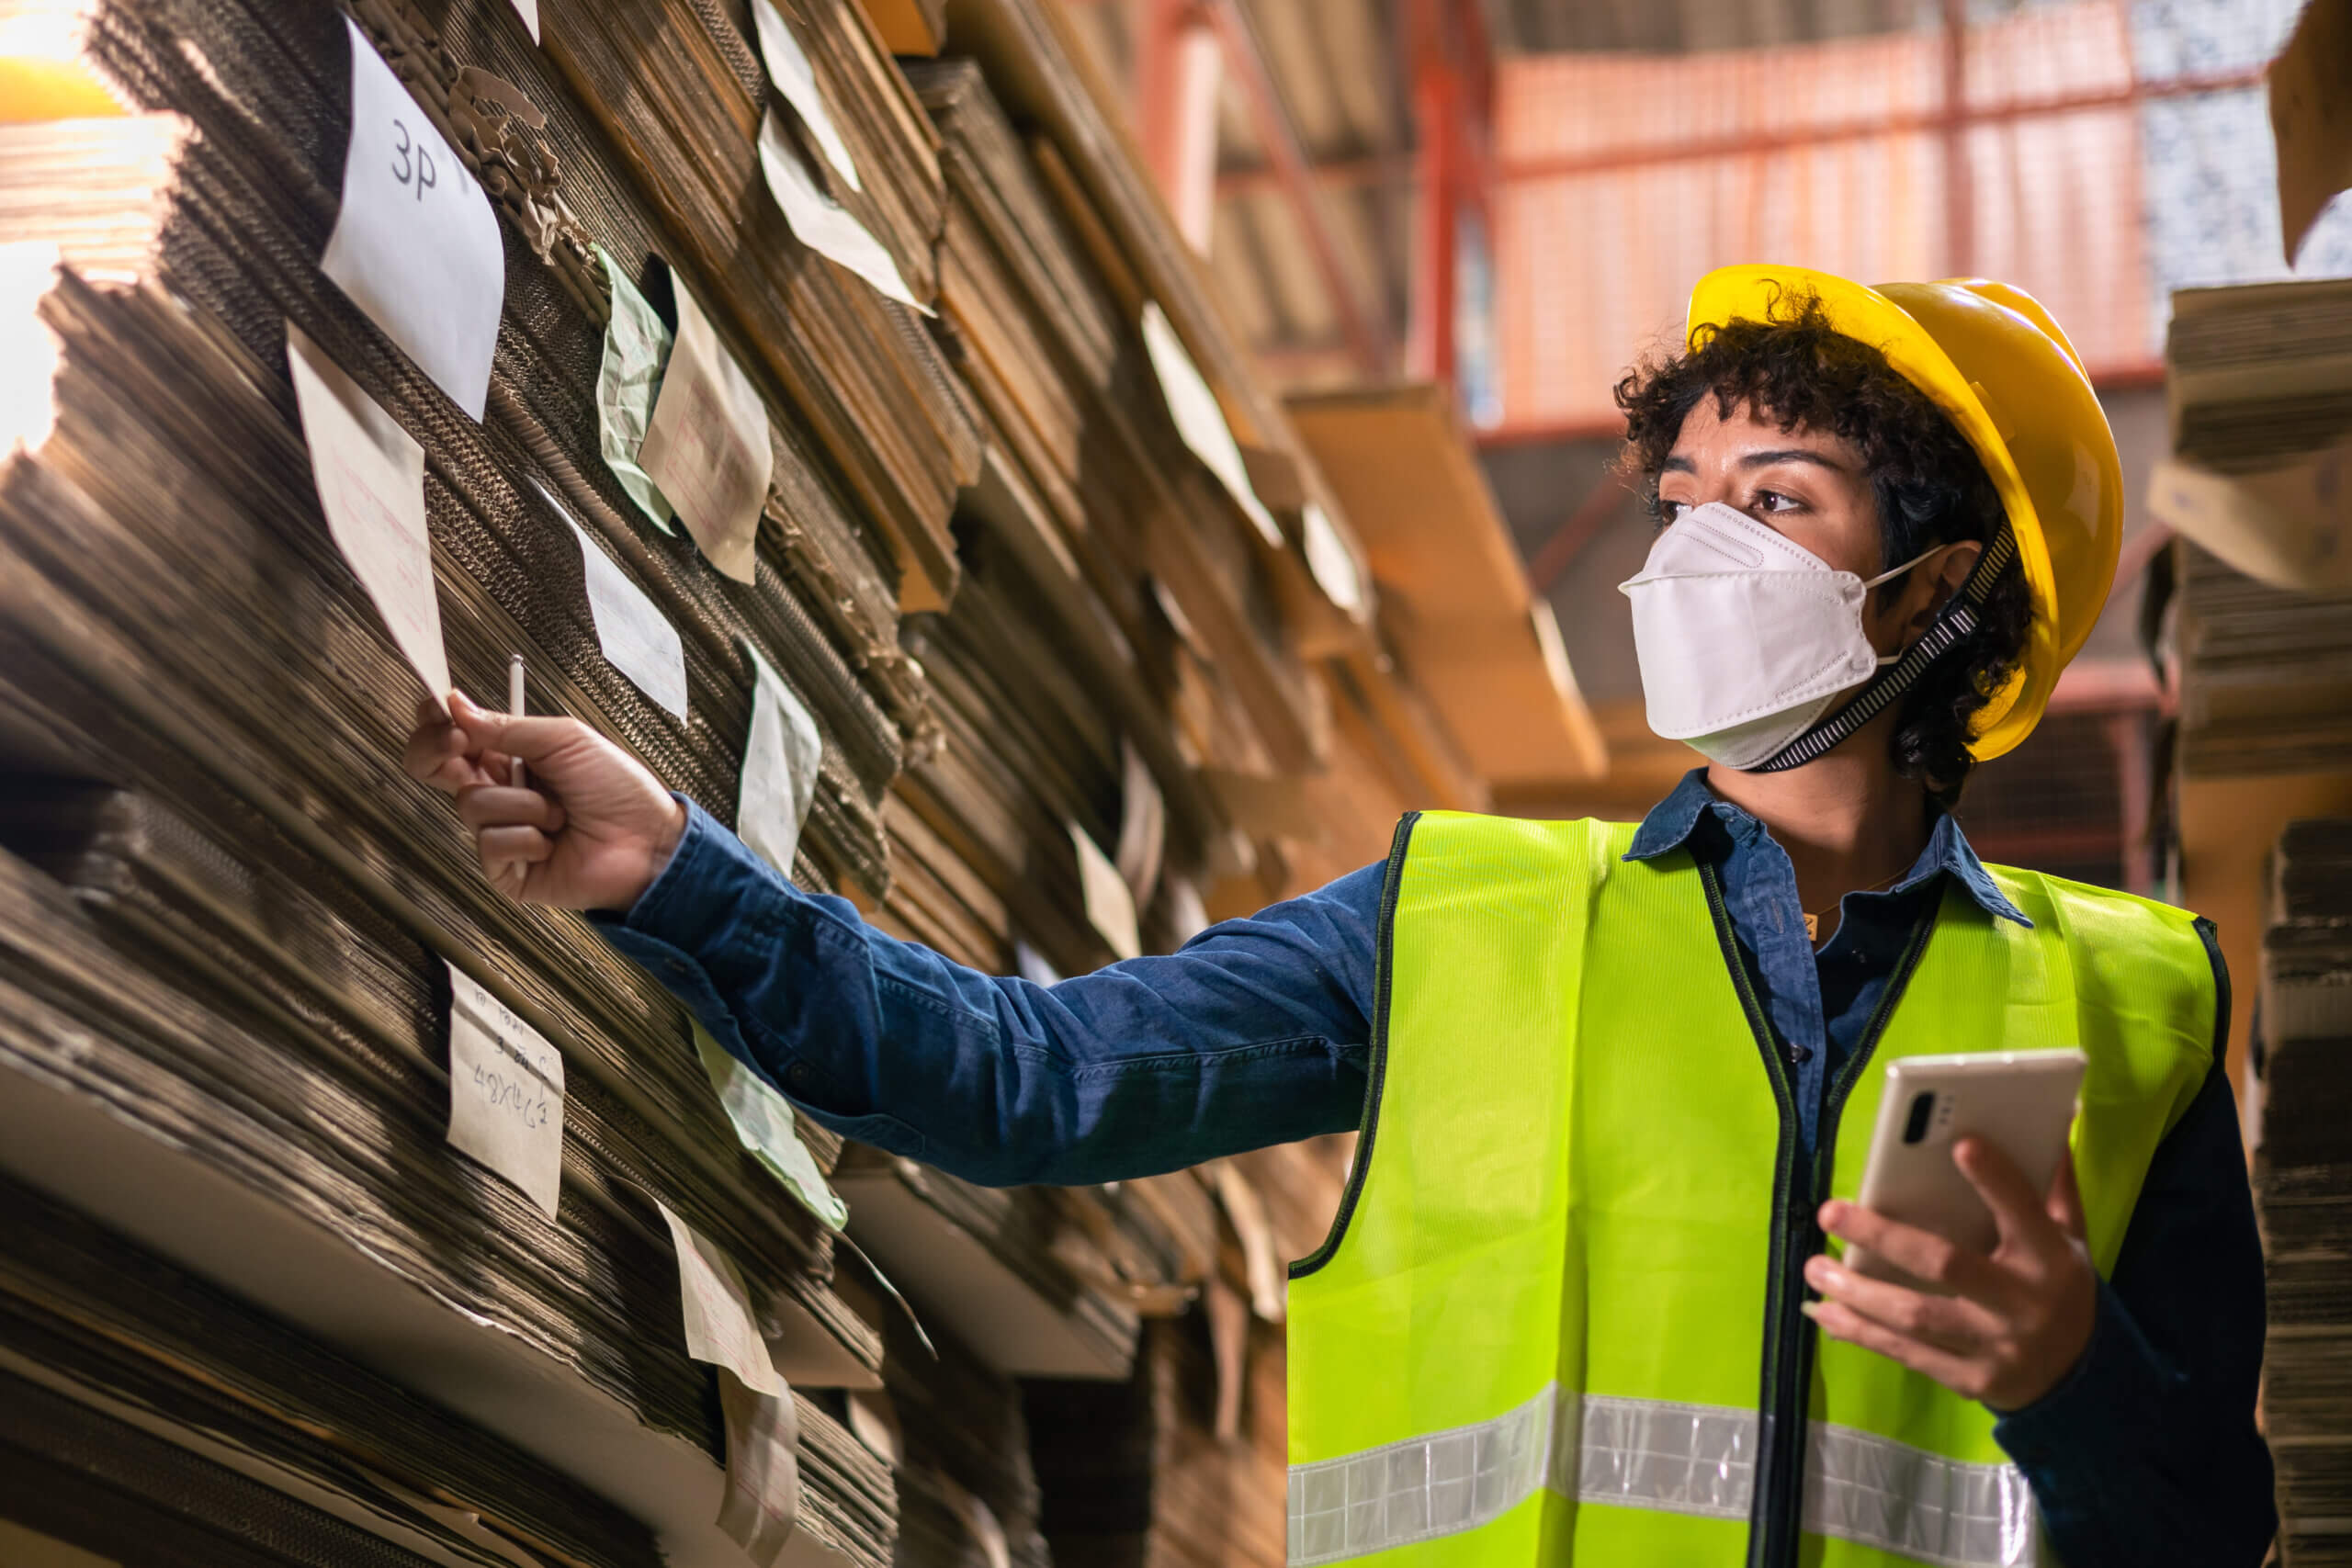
[{"x1": 507, "y1": 652, "x2": 527, "y2": 791}]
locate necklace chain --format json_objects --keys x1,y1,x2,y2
[{"x1": 1802, "y1": 866, "x2": 1910, "y2": 943}]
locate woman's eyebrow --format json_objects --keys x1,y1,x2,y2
[{"x1": 1738, "y1": 448, "x2": 1849, "y2": 473}]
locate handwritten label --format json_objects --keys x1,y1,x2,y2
[
  {"x1": 750, "y1": 0, "x2": 859, "y2": 191},
  {"x1": 445, "y1": 961, "x2": 564, "y2": 1218},
  {"x1": 319, "y1": 16, "x2": 503, "y2": 420},
  {"x1": 1139, "y1": 303, "x2": 1282, "y2": 548},
  {"x1": 639, "y1": 276, "x2": 769, "y2": 583},
  {"x1": 694, "y1": 1021, "x2": 847, "y2": 1230},
  {"x1": 537, "y1": 482, "x2": 689, "y2": 719},
  {"x1": 755, "y1": 108, "x2": 927, "y2": 311},
  {"x1": 285, "y1": 322, "x2": 449, "y2": 710},
  {"x1": 738, "y1": 637, "x2": 824, "y2": 877},
  {"x1": 717, "y1": 1371, "x2": 800, "y2": 1566},
  {"x1": 658, "y1": 1201, "x2": 788, "y2": 1397},
  {"x1": 594, "y1": 246, "x2": 676, "y2": 532},
  {"x1": 1070, "y1": 822, "x2": 1140, "y2": 962}
]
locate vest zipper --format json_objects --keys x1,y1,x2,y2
[
  {"x1": 1702, "y1": 859, "x2": 1942, "y2": 1568},
  {"x1": 1694, "y1": 861, "x2": 1805, "y2": 1568}
]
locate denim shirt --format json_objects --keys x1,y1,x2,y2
[{"x1": 594, "y1": 771, "x2": 2273, "y2": 1566}]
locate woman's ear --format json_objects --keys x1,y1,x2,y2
[{"x1": 1906, "y1": 540, "x2": 1981, "y2": 636}]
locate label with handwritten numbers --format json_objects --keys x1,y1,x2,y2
[
  {"x1": 320, "y1": 15, "x2": 505, "y2": 420},
  {"x1": 445, "y1": 960, "x2": 564, "y2": 1218}
]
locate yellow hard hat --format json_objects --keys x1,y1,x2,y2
[{"x1": 1685, "y1": 265, "x2": 2120, "y2": 762}]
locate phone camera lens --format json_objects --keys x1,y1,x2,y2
[{"x1": 1902, "y1": 1091, "x2": 1937, "y2": 1145}]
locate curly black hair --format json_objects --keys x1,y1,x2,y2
[{"x1": 1612, "y1": 288, "x2": 2032, "y2": 807}]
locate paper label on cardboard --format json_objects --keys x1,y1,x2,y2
[
  {"x1": 2268, "y1": 0, "x2": 2352, "y2": 265},
  {"x1": 657, "y1": 1201, "x2": 788, "y2": 1397},
  {"x1": 1114, "y1": 739, "x2": 1165, "y2": 908},
  {"x1": 936, "y1": 1475, "x2": 1012, "y2": 1568},
  {"x1": 845, "y1": 1390, "x2": 902, "y2": 1467},
  {"x1": 750, "y1": 0, "x2": 859, "y2": 192},
  {"x1": 1139, "y1": 302, "x2": 1282, "y2": 548},
  {"x1": 285, "y1": 322, "x2": 449, "y2": 708},
  {"x1": 1301, "y1": 502, "x2": 1366, "y2": 616},
  {"x1": 444, "y1": 961, "x2": 563, "y2": 1218},
  {"x1": 756, "y1": 108, "x2": 927, "y2": 312},
  {"x1": 595, "y1": 245, "x2": 675, "y2": 532},
  {"x1": 1013, "y1": 942, "x2": 1062, "y2": 987},
  {"x1": 717, "y1": 1372, "x2": 799, "y2": 1567},
  {"x1": 1211, "y1": 1159, "x2": 1285, "y2": 1322},
  {"x1": 693, "y1": 1021, "x2": 847, "y2": 1230},
  {"x1": 2151, "y1": 450, "x2": 2352, "y2": 595},
  {"x1": 738, "y1": 638, "x2": 824, "y2": 876},
  {"x1": 639, "y1": 277, "x2": 770, "y2": 583},
  {"x1": 539, "y1": 482, "x2": 689, "y2": 719},
  {"x1": 1070, "y1": 822, "x2": 1141, "y2": 961},
  {"x1": 320, "y1": 17, "x2": 504, "y2": 420},
  {"x1": 1165, "y1": 876, "x2": 1210, "y2": 947},
  {"x1": 1531, "y1": 600, "x2": 1578, "y2": 700},
  {"x1": 507, "y1": 0, "x2": 539, "y2": 43}
]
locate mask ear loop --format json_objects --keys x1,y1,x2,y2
[
  {"x1": 1860, "y1": 545, "x2": 1949, "y2": 667},
  {"x1": 1751, "y1": 525, "x2": 2018, "y2": 773}
]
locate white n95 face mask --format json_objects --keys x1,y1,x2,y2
[{"x1": 1619, "y1": 501, "x2": 1936, "y2": 771}]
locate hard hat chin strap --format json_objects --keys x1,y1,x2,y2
[{"x1": 1751, "y1": 523, "x2": 2020, "y2": 773}]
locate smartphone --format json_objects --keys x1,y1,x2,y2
[{"x1": 1845, "y1": 1048, "x2": 2086, "y2": 1292}]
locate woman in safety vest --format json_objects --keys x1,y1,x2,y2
[{"x1": 405, "y1": 266, "x2": 2273, "y2": 1566}]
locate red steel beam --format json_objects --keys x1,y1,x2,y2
[
  {"x1": 1203, "y1": 0, "x2": 1393, "y2": 372},
  {"x1": 1407, "y1": 53, "x2": 1457, "y2": 381},
  {"x1": 1216, "y1": 152, "x2": 1415, "y2": 198},
  {"x1": 1496, "y1": 66, "x2": 2265, "y2": 183},
  {"x1": 1940, "y1": 0, "x2": 1973, "y2": 275},
  {"x1": 1220, "y1": 66, "x2": 2264, "y2": 197}
]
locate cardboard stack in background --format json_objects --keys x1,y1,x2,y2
[
  {"x1": 2158, "y1": 282, "x2": 2352, "y2": 780},
  {"x1": 0, "y1": 0, "x2": 923, "y2": 1550},
  {"x1": 0, "y1": 0, "x2": 1599, "y2": 1565},
  {"x1": 2254, "y1": 819, "x2": 2352, "y2": 1567}
]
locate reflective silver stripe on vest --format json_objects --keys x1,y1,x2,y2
[{"x1": 1287, "y1": 1389, "x2": 2036, "y2": 1567}]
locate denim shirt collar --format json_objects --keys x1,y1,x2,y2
[{"x1": 1623, "y1": 767, "x2": 2032, "y2": 928}]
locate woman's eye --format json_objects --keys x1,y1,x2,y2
[
  {"x1": 1756, "y1": 490, "x2": 1800, "y2": 513},
  {"x1": 1657, "y1": 499, "x2": 1689, "y2": 524}
]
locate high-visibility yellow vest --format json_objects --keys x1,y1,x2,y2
[{"x1": 1285, "y1": 813, "x2": 2219, "y2": 1568}]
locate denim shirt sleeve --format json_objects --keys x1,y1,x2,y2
[
  {"x1": 589, "y1": 799, "x2": 1377, "y2": 1187},
  {"x1": 1992, "y1": 950, "x2": 2276, "y2": 1565}
]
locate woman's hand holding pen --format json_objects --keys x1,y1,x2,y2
[{"x1": 401, "y1": 693, "x2": 685, "y2": 911}]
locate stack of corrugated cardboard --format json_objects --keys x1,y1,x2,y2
[
  {"x1": 2253, "y1": 819, "x2": 2352, "y2": 1567},
  {"x1": 0, "y1": 0, "x2": 1599, "y2": 1564},
  {"x1": 2154, "y1": 281, "x2": 2352, "y2": 779}
]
